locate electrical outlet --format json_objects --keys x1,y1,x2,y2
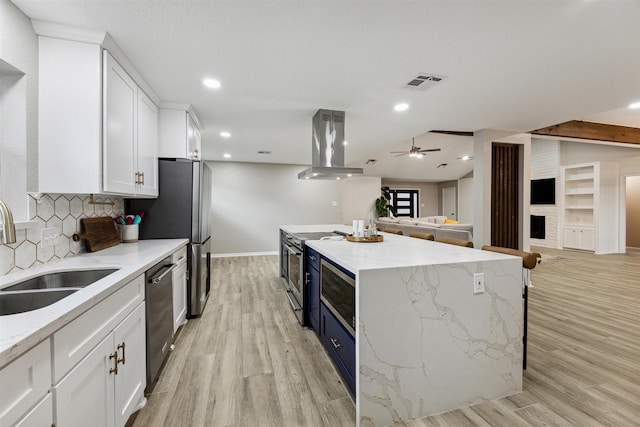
[
  {"x1": 40, "y1": 226, "x2": 61, "y2": 248},
  {"x1": 473, "y1": 273, "x2": 485, "y2": 294}
]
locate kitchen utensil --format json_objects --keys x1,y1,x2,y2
[
  {"x1": 133, "y1": 214, "x2": 141, "y2": 225},
  {"x1": 72, "y1": 217, "x2": 120, "y2": 252}
]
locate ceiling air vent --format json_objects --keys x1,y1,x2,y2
[
  {"x1": 257, "y1": 150, "x2": 271, "y2": 155},
  {"x1": 403, "y1": 74, "x2": 446, "y2": 91}
]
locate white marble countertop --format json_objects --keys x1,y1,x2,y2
[
  {"x1": 281, "y1": 224, "x2": 516, "y2": 273},
  {"x1": 0, "y1": 239, "x2": 188, "y2": 368},
  {"x1": 280, "y1": 224, "x2": 351, "y2": 234}
]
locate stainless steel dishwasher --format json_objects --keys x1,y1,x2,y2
[{"x1": 145, "y1": 256, "x2": 175, "y2": 389}]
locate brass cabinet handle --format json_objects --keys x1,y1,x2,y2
[
  {"x1": 134, "y1": 172, "x2": 140, "y2": 185},
  {"x1": 117, "y1": 342, "x2": 126, "y2": 365},
  {"x1": 330, "y1": 338, "x2": 341, "y2": 349},
  {"x1": 109, "y1": 351, "x2": 118, "y2": 374},
  {"x1": 141, "y1": 172, "x2": 145, "y2": 185}
]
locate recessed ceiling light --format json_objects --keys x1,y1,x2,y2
[
  {"x1": 336, "y1": 177, "x2": 341, "y2": 180},
  {"x1": 343, "y1": 140, "x2": 348, "y2": 146},
  {"x1": 305, "y1": 176, "x2": 310, "y2": 180},
  {"x1": 223, "y1": 153, "x2": 231, "y2": 159},
  {"x1": 394, "y1": 103, "x2": 409, "y2": 112},
  {"x1": 203, "y1": 78, "x2": 221, "y2": 89},
  {"x1": 629, "y1": 101, "x2": 640, "y2": 109},
  {"x1": 220, "y1": 131, "x2": 231, "y2": 138},
  {"x1": 313, "y1": 173, "x2": 318, "y2": 177},
  {"x1": 347, "y1": 174, "x2": 352, "y2": 177}
]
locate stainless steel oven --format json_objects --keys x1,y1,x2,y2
[
  {"x1": 285, "y1": 236, "x2": 304, "y2": 324},
  {"x1": 320, "y1": 258, "x2": 355, "y2": 336}
]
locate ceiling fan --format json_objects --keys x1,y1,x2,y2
[{"x1": 390, "y1": 138, "x2": 441, "y2": 158}]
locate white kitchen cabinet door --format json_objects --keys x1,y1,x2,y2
[
  {"x1": 103, "y1": 50, "x2": 138, "y2": 195},
  {"x1": 113, "y1": 303, "x2": 146, "y2": 427},
  {"x1": 187, "y1": 113, "x2": 201, "y2": 160},
  {"x1": 172, "y1": 261, "x2": 188, "y2": 334},
  {"x1": 55, "y1": 334, "x2": 115, "y2": 427},
  {"x1": 14, "y1": 393, "x2": 53, "y2": 427},
  {"x1": 0, "y1": 339, "x2": 51, "y2": 427},
  {"x1": 136, "y1": 90, "x2": 159, "y2": 196}
]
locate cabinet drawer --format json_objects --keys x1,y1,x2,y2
[
  {"x1": 0, "y1": 339, "x2": 51, "y2": 427},
  {"x1": 306, "y1": 247, "x2": 320, "y2": 272},
  {"x1": 321, "y1": 303, "x2": 355, "y2": 395},
  {"x1": 53, "y1": 275, "x2": 144, "y2": 383},
  {"x1": 172, "y1": 245, "x2": 187, "y2": 264}
]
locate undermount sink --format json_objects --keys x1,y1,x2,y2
[
  {"x1": 0, "y1": 268, "x2": 119, "y2": 316},
  {"x1": 1, "y1": 268, "x2": 118, "y2": 292},
  {"x1": 0, "y1": 289, "x2": 79, "y2": 316}
]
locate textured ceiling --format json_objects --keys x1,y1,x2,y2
[{"x1": 10, "y1": 0, "x2": 640, "y2": 180}]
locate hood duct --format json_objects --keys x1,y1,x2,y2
[{"x1": 298, "y1": 109, "x2": 363, "y2": 180}]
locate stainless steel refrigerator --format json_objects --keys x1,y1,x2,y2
[{"x1": 127, "y1": 158, "x2": 212, "y2": 317}]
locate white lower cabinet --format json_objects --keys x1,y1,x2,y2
[
  {"x1": 55, "y1": 333, "x2": 115, "y2": 427},
  {"x1": 562, "y1": 226, "x2": 595, "y2": 251},
  {"x1": 55, "y1": 302, "x2": 146, "y2": 427},
  {"x1": 172, "y1": 261, "x2": 187, "y2": 334},
  {"x1": 172, "y1": 245, "x2": 188, "y2": 335},
  {"x1": 15, "y1": 393, "x2": 53, "y2": 427},
  {"x1": 0, "y1": 339, "x2": 51, "y2": 426}
]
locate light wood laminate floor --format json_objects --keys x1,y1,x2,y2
[{"x1": 132, "y1": 248, "x2": 640, "y2": 427}]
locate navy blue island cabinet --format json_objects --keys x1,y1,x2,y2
[{"x1": 320, "y1": 301, "x2": 356, "y2": 395}]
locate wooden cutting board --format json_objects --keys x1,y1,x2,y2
[{"x1": 72, "y1": 217, "x2": 120, "y2": 252}]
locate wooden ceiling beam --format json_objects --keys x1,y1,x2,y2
[{"x1": 531, "y1": 120, "x2": 640, "y2": 145}]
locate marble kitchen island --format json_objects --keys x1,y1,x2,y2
[{"x1": 300, "y1": 228, "x2": 523, "y2": 427}]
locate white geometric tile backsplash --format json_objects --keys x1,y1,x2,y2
[{"x1": 0, "y1": 194, "x2": 124, "y2": 275}]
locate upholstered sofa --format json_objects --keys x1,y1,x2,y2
[{"x1": 376, "y1": 216, "x2": 473, "y2": 241}]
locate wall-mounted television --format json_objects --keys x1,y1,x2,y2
[{"x1": 531, "y1": 178, "x2": 555, "y2": 205}]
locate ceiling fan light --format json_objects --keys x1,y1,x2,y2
[
  {"x1": 416, "y1": 153, "x2": 424, "y2": 159},
  {"x1": 409, "y1": 152, "x2": 417, "y2": 157}
]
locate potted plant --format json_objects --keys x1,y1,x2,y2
[{"x1": 375, "y1": 186, "x2": 394, "y2": 218}]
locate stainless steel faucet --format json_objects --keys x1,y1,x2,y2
[{"x1": 0, "y1": 199, "x2": 17, "y2": 244}]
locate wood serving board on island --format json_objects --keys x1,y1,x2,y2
[{"x1": 346, "y1": 234, "x2": 383, "y2": 243}]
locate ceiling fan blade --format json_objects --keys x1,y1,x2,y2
[
  {"x1": 389, "y1": 151, "x2": 408, "y2": 154},
  {"x1": 418, "y1": 148, "x2": 442, "y2": 153},
  {"x1": 394, "y1": 153, "x2": 408, "y2": 157}
]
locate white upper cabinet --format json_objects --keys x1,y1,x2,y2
[
  {"x1": 38, "y1": 33, "x2": 158, "y2": 197},
  {"x1": 158, "y1": 108, "x2": 202, "y2": 160}
]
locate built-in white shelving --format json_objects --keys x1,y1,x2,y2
[{"x1": 561, "y1": 162, "x2": 618, "y2": 253}]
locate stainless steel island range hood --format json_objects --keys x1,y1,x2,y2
[{"x1": 298, "y1": 109, "x2": 363, "y2": 180}]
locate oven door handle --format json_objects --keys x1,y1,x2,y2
[
  {"x1": 285, "y1": 289, "x2": 302, "y2": 312},
  {"x1": 286, "y1": 244, "x2": 302, "y2": 257}
]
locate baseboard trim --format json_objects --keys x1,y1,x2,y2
[{"x1": 211, "y1": 251, "x2": 279, "y2": 258}]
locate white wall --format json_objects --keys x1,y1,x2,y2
[
  {"x1": 474, "y1": 130, "x2": 531, "y2": 251},
  {"x1": 0, "y1": 0, "x2": 38, "y2": 220},
  {"x1": 530, "y1": 139, "x2": 560, "y2": 248},
  {"x1": 457, "y1": 177, "x2": 473, "y2": 224},
  {"x1": 209, "y1": 161, "x2": 343, "y2": 255},
  {"x1": 561, "y1": 140, "x2": 640, "y2": 166},
  {"x1": 340, "y1": 176, "x2": 381, "y2": 223}
]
